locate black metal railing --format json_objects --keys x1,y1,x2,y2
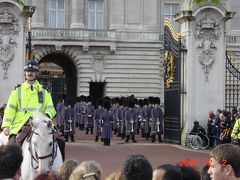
[{"x1": 225, "y1": 52, "x2": 240, "y2": 111}]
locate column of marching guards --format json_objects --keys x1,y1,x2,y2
[{"x1": 56, "y1": 96, "x2": 164, "y2": 144}]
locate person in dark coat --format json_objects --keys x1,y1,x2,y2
[
  {"x1": 56, "y1": 98, "x2": 64, "y2": 134},
  {"x1": 110, "y1": 97, "x2": 119, "y2": 135},
  {"x1": 116, "y1": 99, "x2": 124, "y2": 137},
  {"x1": 120, "y1": 98, "x2": 128, "y2": 139},
  {"x1": 207, "y1": 110, "x2": 215, "y2": 147},
  {"x1": 79, "y1": 95, "x2": 87, "y2": 131},
  {"x1": 63, "y1": 99, "x2": 75, "y2": 142},
  {"x1": 94, "y1": 98, "x2": 105, "y2": 142},
  {"x1": 85, "y1": 96, "x2": 95, "y2": 134},
  {"x1": 141, "y1": 98, "x2": 150, "y2": 139},
  {"x1": 125, "y1": 100, "x2": 137, "y2": 143},
  {"x1": 73, "y1": 96, "x2": 81, "y2": 128},
  {"x1": 101, "y1": 100, "x2": 114, "y2": 146},
  {"x1": 213, "y1": 109, "x2": 222, "y2": 146},
  {"x1": 134, "y1": 98, "x2": 142, "y2": 135},
  {"x1": 150, "y1": 97, "x2": 163, "y2": 143}
]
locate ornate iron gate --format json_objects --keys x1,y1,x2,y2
[
  {"x1": 38, "y1": 71, "x2": 66, "y2": 106},
  {"x1": 164, "y1": 19, "x2": 182, "y2": 144},
  {"x1": 225, "y1": 52, "x2": 240, "y2": 111}
]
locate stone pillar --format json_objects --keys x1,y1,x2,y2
[
  {"x1": 31, "y1": 0, "x2": 45, "y2": 27},
  {"x1": 70, "y1": 0, "x2": 84, "y2": 28},
  {"x1": 174, "y1": 2, "x2": 235, "y2": 144},
  {"x1": 0, "y1": 1, "x2": 28, "y2": 104}
]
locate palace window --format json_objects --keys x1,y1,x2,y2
[
  {"x1": 164, "y1": 3, "x2": 180, "y2": 31},
  {"x1": 49, "y1": 0, "x2": 65, "y2": 28},
  {"x1": 88, "y1": 0, "x2": 104, "y2": 29}
]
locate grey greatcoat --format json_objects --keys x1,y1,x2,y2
[
  {"x1": 120, "y1": 107, "x2": 127, "y2": 135},
  {"x1": 74, "y1": 102, "x2": 81, "y2": 126},
  {"x1": 56, "y1": 101, "x2": 64, "y2": 127},
  {"x1": 125, "y1": 108, "x2": 137, "y2": 136},
  {"x1": 79, "y1": 103, "x2": 86, "y2": 126},
  {"x1": 101, "y1": 110, "x2": 114, "y2": 139},
  {"x1": 94, "y1": 107, "x2": 105, "y2": 136},
  {"x1": 85, "y1": 104, "x2": 95, "y2": 128},
  {"x1": 63, "y1": 107, "x2": 75, "y2": 135},
  {"x1": 141, "y1": 106, "x2": 150, "y2": 134},
  {"x1": 150, "y1": 106, "x2": 163, "y2": 136}
]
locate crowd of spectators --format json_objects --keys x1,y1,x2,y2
[
  {"x1": 0, "y1": 143, "x2": 240, "y2": 180},
  {"x1": 207, "y1": 107, "x2": 240, "y2": 147}
]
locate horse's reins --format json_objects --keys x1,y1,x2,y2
[{"x1": 27, "y1": 129, "x2": 58, "y2": 170}]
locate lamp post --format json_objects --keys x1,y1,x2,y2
[{"x1": 21, "y1": 5, "x2": 36, "y2": 61}]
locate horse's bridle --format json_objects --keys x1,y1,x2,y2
[{"x1": 27, "y1": 129, "x2": 58, "y2": 170}]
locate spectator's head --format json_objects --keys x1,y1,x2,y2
[
  {"x1": 216, "y1": 109, "x2": 222, "y2": 116},
  {"x1": 180, "y1": 166, "x2": 200, "y2": 180},
  {"x1": 208, "y1": 144, "x2": 240, "y2": 179},
  {"x1": 122, "y1": 153, "x2": 153, "y2": 180},
  {"x1": 193, "y1": 121, "x2": 199, "y2": 127},
  {"x1": 0, "y1": 144, "x2": 23, "y2": 180},
  {"x1": 152, "y1": 164, "x2": 182, "y2": 180},
  {"x1": 69, "y1": 160, "x2": 102, "y2": 180},
  {"x1": 57, "y1": 159, "x2": 78, "y2": 180},
  {"x1": 201, "y1": 165, "x2": 211, "y2": 180}
]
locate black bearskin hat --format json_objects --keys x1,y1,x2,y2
[{"x1": 104, "y1": 100, "x2": 111, "y2": 111}]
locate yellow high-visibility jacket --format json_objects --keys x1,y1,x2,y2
[
  {"x1": 1, "y1": 80, "x2": 56, "y2": 135},
  {"x1": 231, "y1": 119, "x2": 240, "y2": 140}
]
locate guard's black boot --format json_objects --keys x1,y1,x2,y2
[
  {"x1": 158, "y1": 135, "x2": 162, "y2": 143},
  {"x1": 65, "y1": 134, "x2": 68, "y2": 142},
  {"x1": 95, "y1": 136, "x2": 98, "y2": 142},
  {"x1": 125, "y1": 136, "x2": 130, "y2": 142},
  {"x1": 71, "y1": 135, "x2": 75, "y2": 142},
  {"x1": 151, "y1": 135, "x2": 155, "y2": 143},
  {"x1": 132, "y1": 135, "x2": 137, "y2": 143}
]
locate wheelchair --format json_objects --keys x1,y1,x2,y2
[{"x1": 187, "y1": 133, "x2": 210, "y2": 150}]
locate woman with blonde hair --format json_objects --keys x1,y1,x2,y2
[
  {"x1": 57, "y1": 159, "x2": 79, "y2": 180},
  {"x1": 69, "y1": 160, "x2": 102, "y2": 180}
]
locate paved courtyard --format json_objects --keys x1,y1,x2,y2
[{"x1": 65, "y1": 129, "x2": 210, "y2": 178}]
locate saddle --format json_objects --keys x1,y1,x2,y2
[{"x1": 16, "y1": 124, "x2": 32, "y2": 145}]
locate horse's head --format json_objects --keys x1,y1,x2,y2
[{"x1": 29, "y1": 114, "x2": 56, "y2": 174}]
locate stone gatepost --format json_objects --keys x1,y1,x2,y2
[
  {"x1": 174, "y1": 1, "x2": 235, "y2": 144},
  {"x1": 0, "y1": 0, "x2": 31, "y2": 104}
]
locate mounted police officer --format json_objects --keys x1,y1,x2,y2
[{"x1": 1, "y1": 59, "x2": 56, "y2": 144}]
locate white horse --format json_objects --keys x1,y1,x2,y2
[{"x1": 21, "y1": 114, "x2": 63, "y2": 180}]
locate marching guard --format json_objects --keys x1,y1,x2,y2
[
  {"x1": 125, "y1": 101, "x2": 137, "y2": 143},
  {"x1": 150, "y1": 97, "x2": 163, "y2": 143},
  {"x1": 63, "y1": 99, "x2": 75, "y2": 142},
  {"x1": 85, "y1": 96, "x2": 95, "y2": 134},
  {"x1": 56, "y1": 97, "x2": 64, "y2": 134},
  {"x1": 94, "y1": 98, "x2": 105, "y2": 142},
  {"x1": 79, "y1": 95, "x2": 87, "y2": 131},
  {"x1": 141, "y1": 98, "x2": 150, "y2": 139},
  {"x1": 101, "y1": 100, "x2": 114, "y2": 145}
]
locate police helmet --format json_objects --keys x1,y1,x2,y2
[{"x1": 24, "y1": 59, "x2": 39, "y2": 71}]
